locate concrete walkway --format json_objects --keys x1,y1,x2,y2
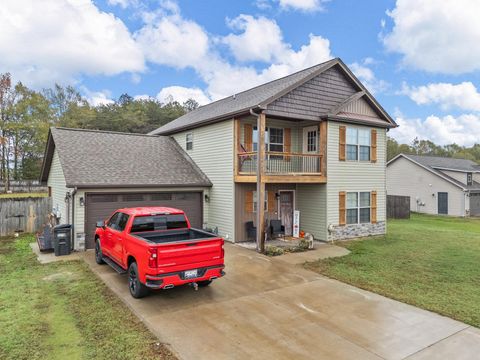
[{"x1": 84, "y1": 243, "x2": 480, "y2": 360}]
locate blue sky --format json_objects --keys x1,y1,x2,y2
[{"x1": 1, "y1": 0, "x2": 480, "y2": 146}]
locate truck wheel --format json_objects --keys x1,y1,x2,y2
[
  {"x1": 197, "y1": 280, "x2": 212, "y2": 287},
  {"x1": 95, "y1": 239, "x2": 105, "y2": 265},
  {"x1": 128, "y1": 262, "x2": 149, "y2": 298}
]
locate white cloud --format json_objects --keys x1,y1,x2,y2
[
  {"x1": 81, "y1": 87, "x2": 115, "y2": 106},
  {"x1": 383, "y1": 0, "x2": 480, "y2": 74},
  {"x1": 349, "y1": 60, "x2": 389, "y2": 94},
  {"x1": 391, "y1": 113, "x2": 480, "y2": 147},
  {"x1": 156, "y1": 86, "x2": 211, "y2": 105},
  {"x1": 134, "y1": 5, "x2": 209, "y2": 69},
  {"x1": 278, "y1": 0, "x2": 327, "y2": 12},
  {"x1": 138, "y1": 6, "x2": 332, "y2": 101},
  {"x1": 202, "y1": 33, "x2": 332, "y2": 100},
  {"x1": 401, "y1": 82, "x2": 480, "y2": 112},
  {"x1": 223, "y1": 15, "x2": 286, "y2": 63},
  {"x1": 107, "y1": 0, "x2": 136, "y2": 8},
  {"x1": 0, "y1": 0, "x2": 144, "y2": 88}
]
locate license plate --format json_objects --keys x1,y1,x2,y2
[{"x1": 184, "y1": 269, "x2": 198, "y2": 279}]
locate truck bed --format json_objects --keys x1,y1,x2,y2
[{"x1": 132, "y1": 228, "x2": 218, "y2": 244}]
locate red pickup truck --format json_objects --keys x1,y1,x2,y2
[{"x1": 94, "y1": 207, "x2": 225, "y2": 298}]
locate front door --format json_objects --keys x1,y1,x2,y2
[
  {"x1": 438, "y1": 192, "x2": 448, "y2": 215},
  {"x1": 302, "y1": 126, "x2": 318, "y2": 172},
  {"x1": 279, "y1": 191, "x2": 294, "y2": 236}
]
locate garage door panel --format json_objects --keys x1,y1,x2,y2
[
  {"x1": 85, "y1": 192, "x2": 203, "y2": 249},
  {"x1": 471, "y1": 193, "x2": 480, "y2": 217}
]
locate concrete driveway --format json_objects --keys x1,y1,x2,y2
[{"x1": 84, "y1": 244, "x2": 480, "y2": 360}]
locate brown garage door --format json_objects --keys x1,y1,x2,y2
[{"x1": 85, "y1": 192, "x2": 203, "y2": 249}]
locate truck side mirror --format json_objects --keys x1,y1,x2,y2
[{"x1": 96, "y1": 221, "x2": 105, "y2": 229}]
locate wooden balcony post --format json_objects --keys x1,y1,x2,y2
[{"x1": 256, "y1": 112, "x2": 266, "y2": 253}]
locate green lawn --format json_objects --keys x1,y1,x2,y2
[
  {"x1": 305, "y1": 213, "x2": 480, "y2": 327},
  {"x1": 0, "y1": 192, "x2": 48, "y2": 198},
  {"x1": 0, "y1": 235, "x2": 176, "y2": 360}
]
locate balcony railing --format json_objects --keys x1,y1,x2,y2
[{"x1": 238, "y1": 151, "x2": 322, "y2": 175}]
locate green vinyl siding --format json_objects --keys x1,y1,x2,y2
[
  {"x1": 296, "y1": 184, "x2": 327, "y2": 240},
  {"x1": 172, "y1": 120, "x2": 235, "y2": 241},
  {"x1": 326, "y1": 122, "x2": 387, "y2": 226},
  {"x1": 47, "y1": 149, "x2": 69, "y2": 224}
]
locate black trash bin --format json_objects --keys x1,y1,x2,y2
[{"x1": 53, "y1": 224, "x2": 72, "y2": 256}]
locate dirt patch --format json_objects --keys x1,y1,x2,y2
[{"x1": 42, "y1": 272, "x2": 75, "y2": 282}]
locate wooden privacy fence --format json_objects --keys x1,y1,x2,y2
[
  {"x1": 0, "y1": 197, "x2": 52, "y2": 236},
  {"x1": 387, "y1": 195, "x2": 410, "y2": 219},
  {"x1": 0, "y1": 180, "x2": 48, "y2": 193}
]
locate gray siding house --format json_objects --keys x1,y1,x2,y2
[
  {"x1": 387, "y1": 154, "x2": 480, "y2": 217},
  {"x1": 41, "y1": 58, "x2": 397, "y2": 250}
]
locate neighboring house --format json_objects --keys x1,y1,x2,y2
[
  {"x1": 40, "y1": 128, "x2": 212, "y2": 249},
  {"x1": 41, "y1": 58, "x2": 397, "y2": 250},
  {"x1": 150, "y1": 58, "x2": 396, "y2": 244},
  {"x1": 387, "y1": 154, "x2": 480, "y2": 217}
]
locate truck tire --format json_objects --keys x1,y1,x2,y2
[
  {"x1": 95, "y1": 239, "x2": 105, "y2": 265},
  {"x1": 128, "y1": 262, "x2": 149, "y2": 298},
  {"x1": 197, "y1": 280, "x2": 212, "y2": 287}
]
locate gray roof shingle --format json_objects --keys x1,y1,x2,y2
[
  {"x1": 150, "y1": 59, "x2": 338, "y2": 135},
  {"x1": 41, "y1": 127, "x2": 211, "y2": 188},
  {"x1": 406, "y1": 154, "x2": 480, "y2": 172}
]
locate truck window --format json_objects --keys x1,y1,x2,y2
[
  {"x1": 106, "y1": 212, "x2": 120, "y2": 230},
  {"x1": 131, "y1": 214, "x2": 188, "y2": 233},
  {"x1": 117, "y1": 213, "x2": 130, "y2": 231}
]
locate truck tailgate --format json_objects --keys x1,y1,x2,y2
[{"x1": 155, "y1": 238, "x2": 223, "y2": 268}]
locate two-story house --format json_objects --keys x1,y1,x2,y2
[
  {"x1": 41, "y1": 58, "x2": 397, "y2": 251},
  {"x1": 387, "y1": 154, "x2": 480, "y2": 217},
  {"x1": 150, "y1": 58, "x2": 397, "y2": 247}
]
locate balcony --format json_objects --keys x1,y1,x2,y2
[{"x1": 234, "y1": 116, "x2": 327, "y2": 184}]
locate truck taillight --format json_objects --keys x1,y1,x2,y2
[{"x1": 148, "y1": 248, "x2": 157, "y2": 268}]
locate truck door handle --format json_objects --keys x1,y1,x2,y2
[{"x1": 186, "y1": 243, "x2": 197, "y2": 247}]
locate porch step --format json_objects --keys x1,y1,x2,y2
[{"x1": 102, "y1": 256, "x2": 127, "y2": 274}]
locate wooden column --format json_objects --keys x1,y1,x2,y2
[
  {"x1": 256, "y1": 112, "x2": 266, "y2": 253},
  {"x1": 234, "y1": 118, "x2": 240, "y2": 176},
  {"x1": 319, "y1": 121, "x2": 327, "y2": 176}
]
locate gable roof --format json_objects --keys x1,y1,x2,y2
[
  {"x1": 405, "y1": 154, "x2": 480, "y2": 173},
  {"x1": 40, "y1": 127, "x2": 211, "y2": 188},
  {"x1": 150, "y1": 58, "x2": 397, "y2": 135},
  {"x1": 388, "y1": 153, "x2": 480, "y2": 191}
]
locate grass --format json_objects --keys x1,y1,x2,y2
[
  {"x1": 304, "y1": 213, "x2": 480, "y2": 327},
  {"x1": 0, "y1": 192, "x2": 48, "y2": 198},
  {"x1": 0, "y1": 235, "x2": 176, "y2": 360}
]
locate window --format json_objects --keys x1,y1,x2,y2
[
  {"x1": 186, "y1": 133, "x2": 193, "y2": 150},
  {"x1": 130, "y1": 214, "x2": 188, "y2": 233},
  {"x1": 106, "y1": 212, "x2": 120, "y2": 230},
  {"x1": 117, "y1": 213, "x2": 130, "y2": 231},
  {"x1": 307, "y1": 130, "x2": 317, "y2": 152},
  {"x1": 346, "y1": 128, "x2": 370, "y2": 161},
  {"x1": 252, "y1": 127, "x2": 284, "y2": 153},
  {"x1": 467, "y1": 173, "x2": 473, "y2": 186},
  {"x1": 253, "y1": 190, "x2": 268, "y2": 212},
  {"x1": 346, "y1": 192, "x2": 371, "y2": 224}
]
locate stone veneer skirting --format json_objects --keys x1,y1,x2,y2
[{"x1": 328, "y1": 221, "x2": 386, "y2": 241}]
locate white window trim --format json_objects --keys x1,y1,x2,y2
[
  {"x1": 253, "y1": 190, "x2": 268, "y2": 213},
  {"x1": 346, "y1": 127, "x2": 371, "y2": 162},
  {"x1": 186, "y1": 132, "x2": 193, "y2": 150},
  {"x1": 253, "y1": 126, "x2": 284, "y2": 153},
  {"x1": 346, "y1": 191, "x2": 371, "y2": 224}
]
